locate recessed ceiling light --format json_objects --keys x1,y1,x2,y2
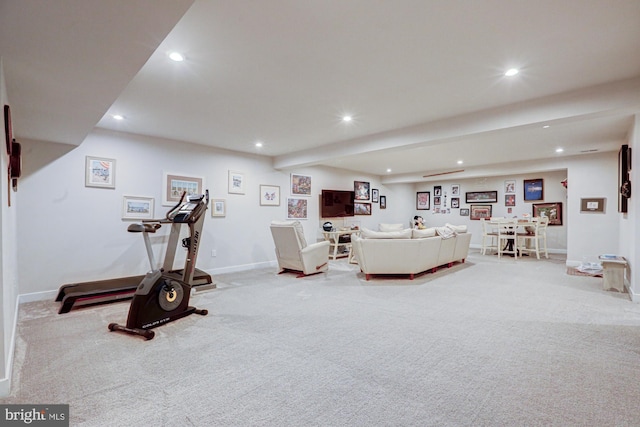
[
  {"x1": 386, "y1": 168, "x2": 392, "y2": 173},
  {"x1": 505, "y1": 68, "x2": 519, "y2": 77},
  {"x1": 342, "y1": 115, "x2": 352, "y2": 122},
  {"x1": 457, "y1": 160, "x2": 463, "y2": 165},
  {"x1": 112, "y1": 114, "x2": 124, "y2": 120},
  {"x1": 255, "y1": 141, "x2": 263, "y2": 148},
  {"x1": 556, "y1": 148, "x2": 564, "y2": 153},
  {"x1": 543, "y1": 125, "x2": 550, "y2": 129},
  {"x1": 169, "y1": 52, "x2": 185, "y2": 62}
]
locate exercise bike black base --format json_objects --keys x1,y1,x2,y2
[{"x1": 108, "y1": 270, "x2": 207, "y2": 340}]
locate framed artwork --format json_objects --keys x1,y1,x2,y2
[
  {"x1": 290, "y1": 173, "x2": 311, "y2": 196},
  {"x1": 122, "y1": 196, "x2": 154, "y2": 220},
  {"x1": 505, "y1": 194, "x2": 516, "y2": 207},
  {"x1": 470, "y1": 204, "x2": 492, "y2": 220},
  {"x1": 451, "y1": 184, "x2": 460, "y2": 196},
  {"x1": 434, "y1": 196, "x2": 441, "y2": 206},
  {"x1": 434, "y1": 185, "x2": 442, "y2": 196},
  {"x1": 354, "y1": 181, "x2": 370, "y2": 201},
  {"x1": 524, "y1": 179, "x2": 543, "y2": 201},
  {"x1": 619, "y1": 144, "x2": 631, "y2": 213},
  {"x1": 580, "y1": 197, "x2": 606, "y2": 213},
  {"x1": 372, "y1": 188, "x2": 379, "y2": 203},
  {"x1": 228, "y1": 170, "x2": 245, "y2": 194},
  {"x1": 260, "y1": 185, "x2": 280, "y2": 206},
  {"x1": 504, "y1": 180, "x2": 516, "y2": 194},
  {"x1": 85, "y1": 156, "x2": 116, "y2": 189},
  {"x1": 533, "y1": 202, "x2": 562, "y2": 225},
  {"x1": 416, "y1": 191, "x2": 430, "y2": 210},
  {"x1": 451, "y1": 197, "x2": 460, "y2": 208},
  {"x1": 287, "y1": 198, "x2": 308, "y2": 219},
  {"x1": 465, "y1": 191, "x2": 497, "y2": 203},
  {"x1": 163, "y1": 173, "x2": 203, "y2": 205},
  {"x1": 460, "y1": 208, "x2": 470, "y2": 216},
  {"x1": 211, "y1": 199, "x2": 226, "y2": 217},
  {"x1": 380, "y1": 195, "x2": 387, "y2": 209},
  {"x1": 354, "y1": 202, "x2": 372, "y2": 215}
]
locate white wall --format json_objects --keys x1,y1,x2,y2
[
  {"x1": 17, "y1": 129, "x2": 407, "y2": 294},
  {"x1": 0, "y1": 57, "x2": 20, "y2": 394},
  {"x1": 414, "y1": 170, "x2": 569, "y2": 252},
  {"x1": 566, "y1": 151, "x2": 620, "y2": 266}
]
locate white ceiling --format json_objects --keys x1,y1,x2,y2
[{"x1": 2, "y1": 0, "x2": 640, "y2": 183}]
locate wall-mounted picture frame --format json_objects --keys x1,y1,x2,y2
[
  {"x1": 524, "y1": 178, "x2": 544, "y2": 201},
  {"x1": 163, "y1": 172, "x2": 203, "y2": 205},
  {"x1": 619, "y1": 144, "x2": 631, "y2": 213},
  {"x1": 354, "y1": 202, "x2": 372, "y2": 215},
  {"x1": 580, "y1": 197, "x2": 606, "y2": 213},
  {"x1": 434, "y1": 196, "x2": 441, "y2": 206},
  {"x1": 451, "y1": 197, "x2": 460, "y2": 208},
  {"x1": 287, "y1": 198, "x2": 308, "y2": 219},
  {"x1": 228, "y1": 170, "x2": 245, "y2": 194},
  {"x1": 290, "y1": 173, "x2": 311, "y2": 196},
  {"x1": 122, "y1": 196, "x2": 154, "y2": 220},
  {"x1": 260, "y1": 185, "x2": 280, "y2": 206},
  {"x1": 470, "y1": 204, "x2": 492, "y2": 220},
  {"x1": 416, "y1": 191, "x2": 430, "y2": 210},
  {"x1": 354, "y1": 180, "x2": 370, "y2": 201},
  {"x1": 465, "y1": 191, "x2": 497, "y2": 203},
  {"x1": 85, "y1": 156, "x2": 116, "y2": 189},
  {"x1": 211, "y1": 199, "x2": 226, "y2": 217},
  {"x1": 434, "y1": 185, "x2": 442, "y2": 196},
  {"x1": 533, "y1": 202, "x2": 562, "y2": 225},
  {"x1": 504, "y1": 180, "x2": 516, "y2": 194},
  {"x1": 505, "y1": 194, "x2": 516, "y2": 207},
  {"x1": 451, "y1": 184, "x2": 460, "y2": 196},
  {"x1": 372, "y1": 188, "x2": 379, "y2": 203},
  {"x1": 380, "y1": 195, "x2": 387, "y2": 209},
  {"x1": 460, "y1": 208, "x2": 470, "y2": 216}
]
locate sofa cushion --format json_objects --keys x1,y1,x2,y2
[
  {"x1": 445, "y1": 223, "x2": 468, "y2": 233},
  {"x1": 436, "y1": 226, "x2": 456, "y2": 239},
  {"x1": 379, "y1": 223, "x2": 404, "y2": 232},
  {"x1": 412, "y1": 227, "x2": 437, "y2": 239},
  {"x1": 361, "y1": 227, "x2": 412, "y2": 239}
]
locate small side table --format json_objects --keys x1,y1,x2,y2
[
  {"x1": 599, "y1": 255, "x2": 627, "y2": 292},
  {"x1": 322, "y1": 229, "x2": 360, "y2": 263}
]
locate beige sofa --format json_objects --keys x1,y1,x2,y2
[{"x1": 351, "y1": 224, "x2": 471, "y2": 280}]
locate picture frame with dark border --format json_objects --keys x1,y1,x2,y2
[
  {"x1": 354, "y1": 180, "x2": 370, "y2": 201},
  {"x1": 465, "y1": 191, "x2": 497, "y2": 203},
  {"x1": 380, "y1": 195, "x2": 387, "y2": 209},
  {"x1": 460, "y1": 208, "x2": 469, "y2": 216},
  {"x1": 416, "y1": 191, "x2": 430, "y2": 210},
  {"x1": 470, "y1": 204, "x2": 492, "y2": 220},
  {"x1": 580, "y1": 197, "x2": 606, "y2": 213},
  {"x1": 372, "y1": 188, "x2": 379, "y2": 203},
  {"x1": 505, "y1": 194, "x2": 516, "y2": 207},
  {"x1": 354, "y1": 202, "x2": 372, "y2": 215},
  {"x1": 533, "y1": 202, "x2": 562, "y2": 225},
  {"x1": 524, "y1": 178, "x2": 544, "y2": 201}
]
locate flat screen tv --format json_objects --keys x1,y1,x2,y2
[{"x1": 321, "y1": 189, "x2": 355, "y2": 218}]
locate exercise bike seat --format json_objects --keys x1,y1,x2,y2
[{"x1": 127, "y1": 223, "x2": 161, "y2": 233}]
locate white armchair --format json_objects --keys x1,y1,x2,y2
[{"x1": 270, "y1": 221, "x2": 330, "y2": 277}]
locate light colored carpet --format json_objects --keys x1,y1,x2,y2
[{"x1": 3, "y1": 250, "x2": 640, "y2": 426}]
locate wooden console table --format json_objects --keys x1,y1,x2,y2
[{"x1": 322, "y1": 229, "x2": 360, "y2": 263}]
